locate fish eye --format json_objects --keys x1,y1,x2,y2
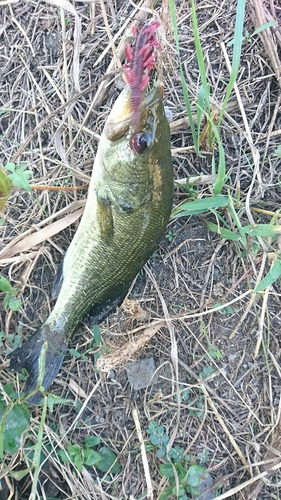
[{"x1": 129, "y1": 132, "x2": 152, "y2": 154}]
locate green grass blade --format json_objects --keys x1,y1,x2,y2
[
  {"x1": 171, "y1": 195, "x2": 228, "y2": 218},
  {"x1": 190, "y1": 0, "x2": 210, "y2": 111},
  {"x1": 213, "y1": 137, "x2": 226, "y2": 195},
  {"x1": 29, "y1": 396, "x2": 48, "y2": 500},
  {"x1": 205, "y1": 221, "x2": 241, "y2": 241},
  {"x1": 168, "y1": 0, "x2": 199, "y2": 154},
  {"x1": 242, "y1": 224, "x2": 281, "y2": 238},
  {"x1": 228, "y1": 193, "x2": 247, "y2": 248},
  {"x1": 219, "y1": 0, "x2": 246, "y2": 124},
  {"x1": 254, "y1": 257, "x2": 281, "y2": 293}
]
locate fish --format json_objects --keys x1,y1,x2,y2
[{"x1": 7, "y1": 84, "x2": 174, "y2": 403}]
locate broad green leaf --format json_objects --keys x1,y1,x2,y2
[
  {"x1": 172, "y1": 484, "x2": 186, "y2": 497},
  {"x1": 84, "y1": 435, "x2": 101, "y2": 448},
  {"x1": 0, "y1": 404, "x2": 30, "y2": 455},
  {"x1": 8, "y1": 170, "x2": 31, "y2": 192},
  {"x1": 3, "y1": 295, "x2": 10, "y2": 309},
  {"x1": 74, "y1": 450, "x2": 83, "y2": 472},
  {"x1": 159, "y1": 488, "x2": 173, "y2": 500},
  {"x1": 156, "y1": 447, "x2": 166, "y2": 458},
  {"x1": 10, "y1": 468, "x2": 32, "y2": 480},
  {"x1": 169, "y1": 445, "x2": 185, "y2": 462},
  {"x1": 172, "y1": 195, "x2": 228, "y2": 218},
  {"x1": 200, "y1": 366, "x2": 216, "y2": 380},
  {"x1": 4, "y1": 162, "x2": 15, "y2": 173},
  {"x1": 0, "y1": 276, "x2": 12, "y2": 293},
  {"x1": 214, "y1": 303, "x2": 235, "y2": 314},
  {"x1": 254, "y1": 258, "x2": 281, "y2": 293},
  {"x1": 96, "y1": 446, "x2": 121, "y2": 474},
  {"x1": 84, "y1": 448, "x2": 101, "y2": 467},
  {"x1": 186, "y1": 465, "x2": 208, "y2": 487},
  {"x1": 3, "y1": 383, "x2": 15, "y2": 397},
  {"x1": 159, "y1": 462, "x2": 175, "y2": 478},
  {"x1": 68, "y1": 443, "x2": 81, "y2": 455},
  {"x1": 208, "y1": 346, "x2": 223, "y2": 359},
  {"x1": 58, "y1": 449, "x2": 70, "y2": 463},
  {"x1": 8, "y1": 297, "x2": 22, "y2": 311}
]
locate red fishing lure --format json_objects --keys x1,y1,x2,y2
[{"x1": 124, "y1": 21, "x2": 161, "y2": 130}]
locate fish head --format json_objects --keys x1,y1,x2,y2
[{"x1": 103, "y1": 85, "x2": 171, "y2": 170}]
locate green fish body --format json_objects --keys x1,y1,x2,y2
[{"x1": 8, "y1": 86, "x2": 174, "y2": 402}]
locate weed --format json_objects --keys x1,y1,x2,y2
[
  {"x1": 254, "y1": 254, "x2": 281, "y2": 293},
  {"x1": 146, "y1": 421, "x2": 211, "y2": 499},
  {"x1": 58, "y1": 436, "x2": 121, "y2": 475},
  {"x1": 146, "y1": 421, "x2": 169, "y2": 458},
  {"x1": 4, "y1": 162, "x2": 31, "y2": 192},
  {"x1": 227, "y1": 21, "x2": 275, "y2": 46},
  {"x1": 199, "y1": 366, "x2": 216, "y2": 381},
  {"x1": 0, "y1": 397, "x2": 30, "y2": 459},
  {"x1": 172, "y1": 195, "x2": 228, "y2": 218},
  {"x1": 176, "y1": 178, "x2": 198, "y2": 199},
  {"x1": 172, "y1": 193, "x2": 281, "y2": 291},
  {"x1": 69, "y1": 325, "x2": 104, "y2": 364},
  {"x1": 57, "y1": 11, "x2": 71, "y2": 26},
  {"x1": 200, "y1": 320, "x2": 223, "y2": 359},
  {"x1": 214, "y1": 303, "x2": 235, "y2": 315},
  {"x1": 165, "y1": 230, "x2": 176, "y2": 242},
  {"x1": 0, "y1": 277, "x2": 22, "y2": 311},
  {"x1": 173, "y1": 385, "x2": 191, "y2": 404},
  {"x1": 0, "y1": 383, "x2": 120, "y2": 493}
]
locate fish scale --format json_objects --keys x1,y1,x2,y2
[{"x1": 8, "y1": 86, "x2": 174, "y2": 403}]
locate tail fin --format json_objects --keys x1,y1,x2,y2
[{"x1": 8, "y1": 326, "x2": 68, "y2": 404}]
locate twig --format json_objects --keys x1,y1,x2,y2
[
  {"x1": 30, "y1": 184, "x2": 88, "y2": 191},
  {"x1": 132, "y1": 406, "x2": 154, "y2": 500}
]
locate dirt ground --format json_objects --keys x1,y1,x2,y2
[{"x1": 0, "y1": 1, "x2": 281, "y2": 499}]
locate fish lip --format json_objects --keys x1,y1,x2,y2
[{"x1": 104, "y1": 86, "x2": 161, "y2": 141}]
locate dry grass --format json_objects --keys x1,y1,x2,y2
[{"x1": 1, "y1": 1, "x2": 281, "y2": 499}]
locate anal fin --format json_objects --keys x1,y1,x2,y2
[{"x1": 88, "y1": 284, "x2": 130, "y2": 324}]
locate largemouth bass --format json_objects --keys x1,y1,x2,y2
[{"x1": 8, "y1": 85, "x2": 174, "y2": 402}]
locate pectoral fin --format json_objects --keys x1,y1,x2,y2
[{"x1": 96, "y1": 191, "x2": 114, "y2": 240}]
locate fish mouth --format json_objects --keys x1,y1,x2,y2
[{"x1": 104, "y1": 86, "x2": 161, "y2": 142}]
